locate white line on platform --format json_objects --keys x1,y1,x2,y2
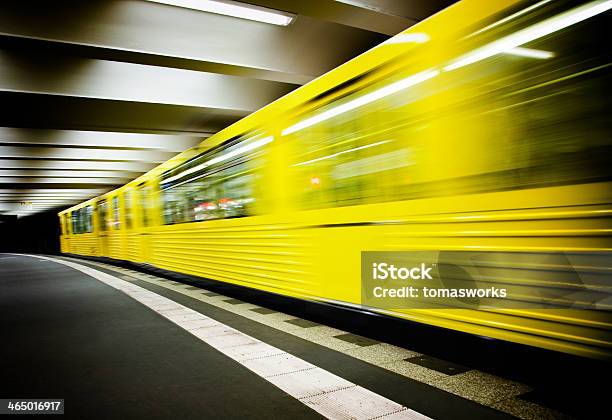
[{"x1": 21, "y1": 254, "x2": 432, "y2": 420}]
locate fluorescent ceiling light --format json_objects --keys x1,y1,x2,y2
[
  {"x1": 163, "y1": 136, "x2": 272, "y2": 185},
  {"x1": 505, "y1": 47, "x2": 554, "y2": 59},
  {"x1": 146, "y1": 0, "x2": 295, "y2": 26},
  {"x1": 445, "y1": 0, "x2": 612, "y2": 71},
  {"x1": 282, "y1": 69, "x2": 439, "y2": 135},
  {"x1": 383, "y1": 33, "x2": 430, "y2": 45},
  {"x1": 334, "y1": 0, "x2": 391, "y2": 15},
  {"x1": 294, "y1": 140, "x2": 390, "y2": 166}
]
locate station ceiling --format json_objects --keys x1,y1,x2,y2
[{"x1": 0, "y1": 0, "x2": 454, "y2": 218}]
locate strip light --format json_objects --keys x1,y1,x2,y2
[
  {"x1": 505, "y1": 47, "x2": 554, "y2": 59},
  {"x1": 445, "y1": 0, "x2": 612, "y2": 71},
  {"x1": 383, "y1": 33, "x2": 430, "y2": 45},
  {"x1": 469, "y1": 0, "x2": 554, "y2": 37},
  {"x1": 294, "y1": 140, "x2": 390, "y2": 166},
  {"x1": 162, "y1": 136, "x2": 273, "y2": 185},
  {"x1": 146, "y1": 0, "x2": 295, "y2": 26},
  {"x1": 282, "y1": 69, "x2": 439, "y2": 135}
]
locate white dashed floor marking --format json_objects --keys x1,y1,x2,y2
[{"x1": 26, "y1": 255, "x2": 431, "y2": 420}]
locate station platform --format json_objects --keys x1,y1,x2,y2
[{"x1": 0, "y1": 254, "x2": 604, "y2": 419}]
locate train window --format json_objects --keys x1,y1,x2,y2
[
  {"x1": 66, "y1": 212, "x2": 76, "y2": 235},
  {"x1": 287, "y1": 86, "x2": 422, "y2": 209},
  {"x1": 71, "y1": 210, "x2": 79, "y2": 234},
  {"x1": 79, "y1": 209, "x2": 84, "y2": 233},
  {"x1": 112, "y1": 196, "x2": 120, "y2": 229},
  {"x1": 78, "y1": 208, "x2": 83, "y2": 233},
  {"x1": 98, "y1": 199, "x2": 107, "y2": 231},
  {"x1": 70, "y1": 208, "x2": 91, "y2": 234},
  {"x1": 284, "y1": 0, "x2": 612, "y2": 210},
  {"x1": 124, "y1": 191, "x2": 132, "y2": 229},
  {"x1": 137, "y1": 184, "x2": 150, "y2": 227},
  {"x1": 159, "y1": 134, "x2": 269, "y2": 224},
  {"x1": 84, "y1": 206, "x2": 93, "y2": 233}
]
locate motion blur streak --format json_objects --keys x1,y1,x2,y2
[
  {"x1": 445, "y1": 0, "x2": 612, "y2": 71},
  {"x1": 281, "y1": 69, "x2": 440, "y2": 135}
]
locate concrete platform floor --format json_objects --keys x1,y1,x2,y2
[{"x1": 0, "y1": 254, "x2": 604, "y2": 419}]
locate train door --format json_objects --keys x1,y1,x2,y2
[
  {"x1": 136, "y1": 182, "x2": 151, "y2": 263},
  {"x1": 63, "y1": 212, "x2": 71, "y2": 253},
  {"x1": 97, "y1": 199, "x2": 109, "y2": 256},
  {"x1": 123, "y1": 189, "x2": 136, "y2": 262}
]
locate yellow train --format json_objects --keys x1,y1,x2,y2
[{"x1": 59, "y1": 0, "x2": 612, "y2": 359}]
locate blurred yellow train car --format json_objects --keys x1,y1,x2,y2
[{"x1": 59, "y1": 0, "x2": 612, "y2": 359}]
